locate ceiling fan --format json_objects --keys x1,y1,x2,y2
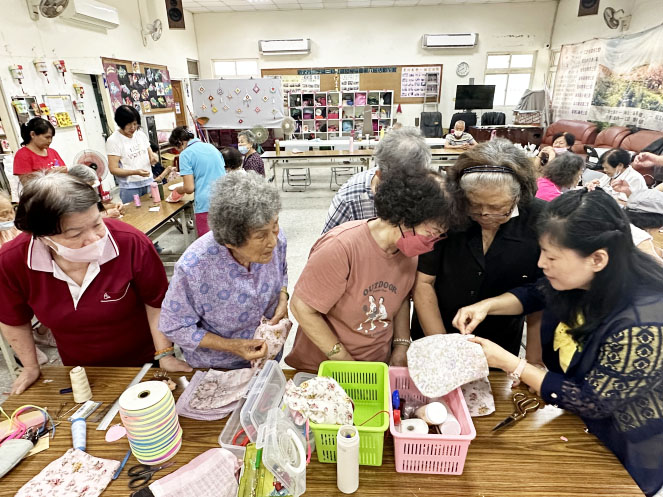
[{"x1": 603, "y1": 7, "x2": 631, "y2": 31}]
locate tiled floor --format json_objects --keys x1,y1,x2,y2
[{"x1": 0, "y1": 168, "x2": 336, "y2": 403}]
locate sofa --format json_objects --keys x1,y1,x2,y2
[
  {"x1": 592, "y1": 126, "x2": 632, "y2": 149},
  {"x1": 542, "y1": 119, "x2": 599, "y2": 154},
  {"x1": 621, "y1": 130, "x2": 663, "y2": 153}
]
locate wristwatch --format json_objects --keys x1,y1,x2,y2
[{"x1": 326, "y1": 342, "x2": 342, "y2": 358}]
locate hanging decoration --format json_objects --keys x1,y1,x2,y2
[
  {"x1": 254, "y1": 107, "x2": 261, "y2": 114},
  {"x1": 223, "y1": 105, "x2": 229, "y2": 111},
  {"x1": 53, "y1": 60, "x2": 66, "y2": 81},
  {"x1": 234, "y1": 87, "x2": 241, "y2": 94},
  {"x1": 212, "y1": 106, "x2": 218, "y2": 113},
  {"x1": 262, "y1": 95, "x2": 268, "y2": 102},
  {"x1": 198, "y1": 86, "x2": 205, "y2": 93},
  {"x1": 217, "y1": 87, "x2": 224, "y2": 96},
  {"x1": 236, "y1": 108, "x2": 242, "y2": 114},
  {"x1": 33, "y1": 58, "x2": 50, "y2": 84},
  {"x1": 396, "y1": 104, "x2": 402, "y2": 114},
  {"x1": 208, "y1": 95, "x2": 214, "y2": 101},
  {"x1": 253, "y1": 83, "x2": 261, "y2": 94},
  {"x1": 9, "y1": 64, "x2": 25, "y2": 93},
  {"x1": 238, "y1": 118, "x2": 244, "y2": 124},
  {"x1": 201, "y1": 104, "x2": 207, "y2": 110}
]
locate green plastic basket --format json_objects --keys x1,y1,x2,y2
[{"x1": 311, "y1": 361, "x2": 390, "y2": 466}]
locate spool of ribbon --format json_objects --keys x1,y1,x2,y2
[
  {"x1": 71, "y1": 418, "x2": 86, "y2": 451},
  {"x1": 119, "y1": 381, "x2": 182, "y2": 465},
  {"x1": 69, "y1": 366, "x2": 92, "y2": 403}
]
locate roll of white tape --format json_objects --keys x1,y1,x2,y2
[{"x1": 399, "y1": 418, "x2": 429, "y2": 434}]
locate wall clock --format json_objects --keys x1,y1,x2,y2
[{"x1": 456, "y1": 62, "x2": 470, "y2": 77}]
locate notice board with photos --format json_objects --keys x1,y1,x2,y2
[
  {"x1": 261, "y1": 64, "x2": 443, "y2": 104},
  {"x1": 101, "y1": 58, "x2": 175, "y2": 115}
]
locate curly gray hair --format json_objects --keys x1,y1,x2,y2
[
  {"x1": 208, "y1": 171, "x2": 281, "y2": 246},
  {"x1": 373, "y1": 127, "x2": 431, "y2": 173}
]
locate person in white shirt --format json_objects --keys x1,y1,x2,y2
[
  {"x1": 588, "y1": 148, "x2": 647, "y2": 201},
  {"x1": 444, "y1": 121, "x2": 477, "y2": 150},
  {"x1": 106, "y1": 105, "x2": 158, "y2": 203}
]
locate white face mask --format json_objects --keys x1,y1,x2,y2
[
  {"x1": 454, "y1": 131, "x2": 463, "y2": 138},
  {"x1": 0, "y1": 220, "x2": 14, "y2": 231},
  {"x1": 45, "y1": 228, "x2": 108, "y2": 263}
]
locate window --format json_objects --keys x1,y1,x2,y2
[
  {"x1": 212, "y1": 59, "x2": 259, "y2": 78},
  {"x1": 187, "y1": 59, "x2": 199, "y2": 77},
  {"x1": 484, "y1": 52, "x2": 536, "y2": 106}
]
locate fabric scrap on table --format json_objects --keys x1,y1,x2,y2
[
  {"x1": 460, "y1": 376, "x2": 496, "y2": 417},
  {"x1": 149, "y1": 448, "x2": 240, "y2": 497},
  {"x1": 175, "y1": 371, "x2": 239, "y2": 421},
  {"x1": 407, "y1": 334, "x2": 489, "y2": 398},
  {"x1": 251, "y1": 317, "x2": 292, "y2": 370},
  {"x1": 14, "y1": 448, "x2": 120, "y2": 497},
  {"x1": 189, "y1": 368, "x2": 254, "y2": 410},
  {"x1": 283, "y1": 376, "x2": 353, "y2": 425}
]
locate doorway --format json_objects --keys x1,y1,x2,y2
[{"x1": 171, "y1": 80, "x2": 187, "y2": 128}]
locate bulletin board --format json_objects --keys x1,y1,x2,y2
[
  {"x1": 261, "y1": 64, "x2": 442, "y2": 104},
  {"x1": 191, "y1": 78, "x2": 285, "y2": 129},
  {"x1": 101, "y1": 57, "x2": 175, "y2": 115},
  {"x1": 42, "y1": 95, "x2": 77, "y2": 127}
]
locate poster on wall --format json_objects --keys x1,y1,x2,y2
[
  {"x1": 102, "y1": 58, "x2": 175, "y2": 114},
  {"x1": 281, "y1": 75, "x2": 302, "y2": 92},
  {"x1": 400, "y1": 66, "x2": 441, "y2": 98},
  {"x1": 340, "y1": 74, "x2": 359, "y2": 91},
  {"x1": 552, "y1": 24, "x2": 663, "y2": 130}
]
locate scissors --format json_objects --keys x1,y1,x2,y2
[
  {"x1": 127, "y1": 462, "x2": 175, "y2": 489},
  {"x1": 492, "y1": 392, "x2": 541, "y2": 432}
]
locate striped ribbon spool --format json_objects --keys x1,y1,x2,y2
[
  {"x1": 69, "y1": 366, "x2": 93, "y2": 404},
  {"x1": 119, "y1": 381, "x2": 182, "y2": 464}
]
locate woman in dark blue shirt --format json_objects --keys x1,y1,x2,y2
[{"x1": 453, "y1": 188, "x2": 663, "y2": 496}]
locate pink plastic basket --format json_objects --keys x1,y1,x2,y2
[{"x1": 389, "y1": 367, "x2": 476, "y2": 474}]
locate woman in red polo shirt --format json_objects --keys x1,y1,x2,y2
[
  {"x1": 13, "y1": 118, "x2": 67, "y2": 185},
  {"x1": 0, "y1": 173, "x2": 191, "y2": 395}
]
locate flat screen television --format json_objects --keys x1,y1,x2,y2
[{"x1": 454, "y1": 85, "x2": 495, "y2": 110}]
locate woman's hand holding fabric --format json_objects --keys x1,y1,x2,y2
[
  {"x1": 229, "y1": 338, "x2": 268, "y2": 361},
  {"x1": 468, "y1": 336, "x2": 516, "y2": 371}
]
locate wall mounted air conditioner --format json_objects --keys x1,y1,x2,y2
[
  {"x1": 61, "y1": 0, "x2": 120, "y2": 30},
  {"x1": 422, "y1": 33, "x2": 477, "y2": 48},
  {"x1": 258, "y1": 39, "x2": 311, "y2": 56}
]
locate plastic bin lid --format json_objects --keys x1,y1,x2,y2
[
  {"x1": 240, "y1": 360, "x2": 286, "y2": 442},
  {"x1": 256, "y1": 407, "x2": 307, "y2": 497}
]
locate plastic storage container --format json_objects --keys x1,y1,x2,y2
[
  {"x1": 389, "y1": 367, "x2": 476, "y2": 474},
  {"x1": 310, "y1": 361, "x2": 390, "y2": 466},
  {"x1": 218, "y1": 397, "x2": 248, "y2": 461},
  {"x1": 241, "y1": 360, "x2": 286, "y2": 442},
  {"x1": 257, "y1": 407, "x2": 307, "y2": 497}
]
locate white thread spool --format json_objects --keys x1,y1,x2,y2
[
  {"x1": 336, "y1": 425, "x2": 359, "y2": 494},
  {"x1": 71, "y1": 418, "x2": 86, "y2": 451},
  {"x1": 399, "y1": 418, "x2": 429, "y2": 434},
  {"x1": 438, "y1": 400, "x2": 462, "y2": 435},
  {"x1": 69, "y1": 366, "x2": 92, "y2": 403}
]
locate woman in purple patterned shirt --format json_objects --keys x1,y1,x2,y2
[
  {"x1": 159, "y1": 172, "x2": 288, "y2": 368},
  {"x1": 238, "y1": 130, "x2": 265, "y2": 176}
]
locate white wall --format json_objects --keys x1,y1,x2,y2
[
  {"x1": 0, "y1": 0, "x2": 199, "y2": 165},
  {"x1": 193, "y1": 2, "x2": 557, "y2": 129},
  {"x1": 551, "y1": 0, "x2": 662, "y2": 48}
]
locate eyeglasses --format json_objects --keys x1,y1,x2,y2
[{"x1": 469, "y1": 201, "x2": 517, "y2": 220}]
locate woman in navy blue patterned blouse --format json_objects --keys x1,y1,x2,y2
[
  {"x1": 452, "y1": 188, "x2": 663, "y2": 496},
  {"x1": 238, "y1": 130, "x2": 265, "y2": 176}
]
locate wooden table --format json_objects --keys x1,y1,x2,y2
[
  {"x1": 119, "y1": 180, "x2": 195, "y2": 248},
  {"x1": 469, "y1": 125, "x2": 544, "y2": 147},
  {"x1": 264, "y1": 149, "x2": 462, "y2": 191},
  {"x1": 0, "y1": 367, "x2": 640, "y2": 496}
]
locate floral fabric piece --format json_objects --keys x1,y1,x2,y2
[
  {"x1": 460, "y1": 376, "x2": 496, "y2": 417},
  {"x1": 15, "y1": 448, "x2": 119, "y2": 497},
  {"x1": 190, "y1": 368, "x2": 254, "y2": 410},
  {"x1": 283, "y1": 376, "x2": 354, "y2": 425},
  {"x1": 175, "y1": 371, "x2": 239, "y2": 421},
  {"x1": 149, "y1": 448, "x2": 240, "y2": 497},
  {"x1": 407, "y1": 334, "x2": 489, "y2": 398},
  {"x1": 251, "y1": 317, "x2": 292, "y2": 370}
]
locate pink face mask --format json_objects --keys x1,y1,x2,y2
[
  {"x1": 396, "y1": 227, "x2": 444, "y2": 257},
  {"x1": 45, "y1": 229, "x2": 108, "y2": 263},
  {"x1": 553, "y1": 147, "x2": 568, "y2": 154}
]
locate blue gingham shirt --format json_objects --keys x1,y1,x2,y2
[{"x1": 322, "y1": 167, "x2": 377, "y2": 234}]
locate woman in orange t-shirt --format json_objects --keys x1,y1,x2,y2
[{"x1": 285, "y1": 167, "x2": 450, "y2": 372}]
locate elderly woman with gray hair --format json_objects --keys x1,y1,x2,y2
[
  {"x1": 159, "y1": 172, "x2": 288, "y2": 368},
  {"x1": 238, "y1": 130, "x2": 265, "y2": 176},
  {"x1": 412, "y1": 139, "x2": 546, "y2": 360},
  {"x1": 68, "y1": 164, "x2": 125, "y2": 218},
  {"x1": 322, "y1": 126, "x2": 431, "y2": 233}
]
